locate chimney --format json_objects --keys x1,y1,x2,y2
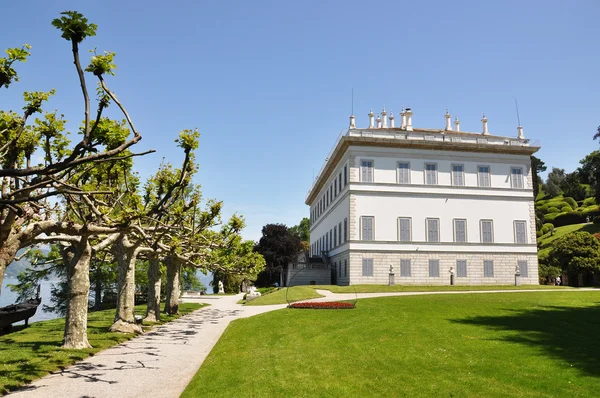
[
  {"x1": 389, "y1": 112, "x2": 395, "y2": 128},
  {"x1": 517, "y1": 125, "x2": 524, "y2": 139},
  {"x1": 405, "y1": 107, "x2": 413, "y2": 131},
  {"x1": 381, "y1": 107, "x2": 388, "y2": 128},
  {"x1": 400, "y1": 108, "x2": 407, "y2": 129},
  {"x1": 481, "y1": 113, "x2": 489, "y2": 135},
  {"x1": 368, "y1": 109, "x2": 375, "y2": 128},
  {"x1": 349, "y1": 114, "x2": 356, "y2": 129},
  {"x1": 454, "y1": 116, "x2": 460, "y2": 132},
  {"x1": 376, "y1": 113, "x2": 382, "y2": 128},
  {"x1": 445, "y1": 109, "x2": 452, "y2": 131}
]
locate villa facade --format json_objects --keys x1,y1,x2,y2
[{"x1": 306, "y1": 108, "x2": 540, "y2": 285}]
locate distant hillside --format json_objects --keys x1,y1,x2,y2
[{"x1": 5, "y1": 258, "x2": 29, "y2": 278}]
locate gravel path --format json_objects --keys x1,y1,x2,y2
[{"x1": 8, "y1": 294, "x2": 285, "y2": 398}]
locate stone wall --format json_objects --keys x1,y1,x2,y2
[
  {"x1": 287, "y1": 266, "x2": 331, "y2": 286},
  {"x1": 349, "y1": 251, "x2": 539, "y2": 285}
]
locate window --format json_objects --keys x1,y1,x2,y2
[
  {"x1": 456, "y1": 260, "x2": 467, "y2": 277},
  {"x1": 397, "y1": 162, "x2": 410, "y2": 184},
  {"x1": 361, "y1": 216, "x2": 374, "y2": 241},
  {"x1": 344, "y1": 165, "x2": 348, "y2": 186},
  {"x1": 330, "y1": 185, "x2": 333, "y2": 202},
  {"x1": 480, "y1": 220, "x2": 494, "y2": 243},
  {"x1": 426, "y1": 218, "x2": 440, "y2": 242},
  {"x1": 518, "y1": 260, "x2": 528, "y2": 277},
  {"x1": 325, "y1": 234, "x2": 328, "y2": 251},
  {"x1": 361, "y1": 160, "x2": 374, "y2": 182},
  {"x1": 326, "y1": 191, "x2": 329, "y2": 207},
  {"x1": 330, "y1": 230, "x2": 333, "y2": 249},
  {"x1": 339, "y1": 172, "x2": 342, "y2": 191},
  {"x1": 478, "y1": 166, "x2": 490, "y2": 187},
  {"x1": 338, "y1": 222, "x2": 342, "y2": 244},
  {"x1": 425, "y1": 163, "x2": 438, "y2": 185},
  {"x1": 454, "y1": 219, "x2": 467, "y2": 243},
  {"x1": 452, "y1": 164, "x2": 465, "y2": 186},
  {"x1": 344, "y1": 218, "x2": 348, "y2": 242},
  {"x1": 484, "y1": 260, "x2": 494, "y2": 277},
  {"x1": 334, "y1": 178, "x2": 338, "y2": 197},
  {"x1": 338, "y1": 262, "x2": 341, "y2": 276},
  {"x1": 398, "y1": 217, "x2": 412, "y2": 242},
  {"x1": 400, "y1": 259, "x2": 411, "y2": 277},
  {"x1": 511, "y1": 167, "x2": 524, "y2": 188},
  {"x1": 514, "y1": 221, "x2": 527, "y2": 244},
  {"x1": 344, "y1": 259, "x2": 348, "y2": 277},
  {"x1": 334, "y1": 226, "x2": 337, "y2": 247},
  {"x1": 429, "y1": 259, "x2": 440, "y2": 277},
  {"x1": 362, "y1": 258, "x2": 373, "y2": 276}
]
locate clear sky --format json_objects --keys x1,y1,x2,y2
[{"x1": 2, "y1": 0, "x2": 599, "y2": 241}]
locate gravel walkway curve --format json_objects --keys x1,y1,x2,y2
[{"x1": 8, "y1": 294, "x2": 286, "y2": 398}]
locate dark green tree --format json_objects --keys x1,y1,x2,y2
[
  {"x1": 549, "y1": 231, "x2": 600, "y2": 285},
  {"x1": 560, "y1": 172, "x2": 587, "y2": 201},
  {"x1": 531, "y1": 156, "x2": 546, "y2": 198},
  {"x1": 254, "y1": 224, "x2": 301, "y2": 287}
]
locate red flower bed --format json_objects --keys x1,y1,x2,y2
[{"x1": 289, "y1": 301, "x2": 355, "y2": 309}]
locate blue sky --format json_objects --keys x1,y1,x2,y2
[{"x1": 2, "y1": 0, "x2": 599, "y2": 241}]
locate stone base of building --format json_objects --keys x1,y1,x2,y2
[{"x1": 329, "y1": 251, "x2": 539, "y2": 286}]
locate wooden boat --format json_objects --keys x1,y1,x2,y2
[{"x1": 0, "y1": 285, "x2": 41, "y2": 331}]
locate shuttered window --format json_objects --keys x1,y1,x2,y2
[
  {"x1": 511, "y1": 167, "x2": 524, "y2": 188},
  {"x1": 334, "y1": 226, "x2": 337, "y2": 247},
  {"x1": 339, "y1": 222, "x2": 342, "y2": 245},
  {"x1": 452, "y1": 164, "x2": 465, "y2": 186},
  {"x1": 397, "y1": 162, "x2": 410, "y2": 184},
  {"x1": 344, "y1": 218, "x2": 348, "y2": 242},
  {"x1": 484, "y1": 260, "x2": 494, "y2": 277},
  {"x1": 344, "y1": 165, "x2": 348, "y2": 186},
  {"x1": 480, "y1": 220, "x2": 494, "y2": 243},
  {"x1": 514, "y1": 221, "x2": 527, "y2": 244},
  {"x1": 334, "y1": 178, "x2": 338, "y2": 197},
  {"x1": 398, "y1": 217, "x2": 411, "y2": 242},
  {"x1": 344, "y1": 259, "x2": 348, "y2": 277},
  {"x1": 429, "y1": 260, "x2": 440, "y2": 277},
  {"x1": 362, "y1": 258, "x2": 373, "y2": 276},
  {"x1": 425, "y1": 163, "x2": 438, "y2": 185},
  {"x1": 361, "y1": 160, "x2": 374, "y2": 182},
  {"x1": 426, "y1": 218, "x2": 440, "y2": 242},
  {"x1": 478, "y1": 166, "x2": 490, "y2": 187},
  {"x1": 454, "y1": 219, "x2": 467, "y2": 242},
  {"x1": 456, "y1": 260, "x2": 467, "y2": 277},
  {"x1": 400, "y1": 259, "x2": 411, "y2": 277},
  {"x1": 361, "y1": 216, "x2": 374, "y2": 241},
  {"x1": 339, "y1": 172, "x2": 342, "y2": 191},
  {"x1": 518, "y1": 260, "x2": 528, "y2": 277}
]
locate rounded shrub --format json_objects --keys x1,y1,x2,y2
[
  {"x1": 536, "y1": 229, "x2": 542, "y2": 238},
  {"x1": 541, "y1": 223, "x2": 554, "y2": 235},
  {"x1": 547, "y1": 206, "x2": 561, "y2": 213},
  {"x1": 563, "y1": 197, "x2": 577, "y2": 209},
  {"x1": 561, "y1": 205, "x2": 572, "y2": 212},
  {"x1": 543, "y1": 212, "x2": 560, "y2": 223},
  {"x1": 552, "y1": 211, "x2": 584, "y2": 227},
  {"x1": 584, "y1": 197, "x2": 597, "y2": 207}
]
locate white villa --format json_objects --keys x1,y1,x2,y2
[{"x1": 302, "y1": 107, "x2": 540, "y2": 286}]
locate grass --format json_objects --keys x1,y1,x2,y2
[
  {"x1": 243, "y1": 286, "x2": 323, "y2": 306},
  {"x1": 311, "y1": 284, "x2": 572, "y2": 293},
  {"x1": 537, "y1": 222, "x2": 600, "y2": 256},
  {"x1": 183, "y1": 292, "x2": 600, "y2": 397},
  {"x1": 0, "y1": 302, "x2": 204, "y2": 394}
]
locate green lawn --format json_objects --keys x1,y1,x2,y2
[
  {"x1": 312, "y1": 284, "x2": 571, "y2": 293},
  {"x1": 183, "y1": 292, "x2": 600, "y2": 397},
  {"x1": 537, "y1": 222, "x2": 600, "y2": 256},
  {"x1": 0, "y1": 303, "x2": 204, "y2": 394},
  {"x1": 243, "y1": 286, "x2": 323, "y2": 306}
]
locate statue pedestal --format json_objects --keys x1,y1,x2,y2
[
  {"x1": 388, "y1": 273, "x2": 395, "y2": 286},
  {"x1": 515, "y1": 275, "x2": 521, "y2": 286}
]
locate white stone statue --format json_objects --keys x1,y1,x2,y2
[
  {"x1": 218, "y1": 280, "x2": 224, "y2": 294},
  {"x1": 245, "y1": 285, "x2": 261, "y2": 302}
]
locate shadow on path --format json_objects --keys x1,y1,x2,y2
[{"x1": 452, "y1": 304, "x2": 600, "y2": 377}]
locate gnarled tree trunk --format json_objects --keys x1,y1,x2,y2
[
  {"x1": 0, "y1": 239, "x2": 20, "y2": 296},
  {"x1": 164, "y1": 257, "x2": 180, "y2": 315},
  {"x1": 144, "y1": 256, "x2": 162, "y2": 322},
  {"x1": 63, "y1": 237, "x2": 92, "y2": 349},
  {"x1": 110, "y1": 236, "x2": 142, "y2": 334}
]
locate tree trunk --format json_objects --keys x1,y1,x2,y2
[
  {"x1": 0, "y1": 238, "x2": 21, "y2": 296},
  {"x1": 164, "y1": 257, "x2": 180, "y2": 315},
  {"x1": 62, "y1": 237, "x2": 92, "y2": 349},
  {"x1": 93, "y1": 263, "x2": 103, "y2": 311},
  {"x1": 144, "y1": 257, "x2": 162, "y2": 322},
  {"x1": 110, "y1": 236, "x2": 142, "y2": 334}
]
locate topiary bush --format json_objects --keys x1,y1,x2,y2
[
  {"x1": 547, "y1": 206, "x2": 561, "y2": 213},
  {"x1": 544, "y1": 212, "x2": 561, "y2": 223},
  {"x1": 560, "y1": 206, "x2": 572, "y2": 212},
  {"x1": 552, "y1": 211, "x2": 585, "y2": 227},
  {"x1": 563, "y1": 197, "x2": 577, "y2": 209},
  {"x1": 584, "y1": 197, "x2": 597, "y2": 207},
  {"x1": 541, "y1": 223, "x2": 554, "y2": 235}
]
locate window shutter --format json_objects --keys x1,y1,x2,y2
[
  {"x1": 456, "y1": 260, "x2": 467, "y2": 277},
  {"x1": 515, "y1": 221, "x2": 527, "y2": 243},
  {"x1": 484, "y1": 260, "x2": 494, "y2": 277},
  {"x1": 429, "y1": 260, "x2": 440, "y2": 277},
  {"x1": 400, "y1": 259, "x2": 411, "y2": 277},
  {"x1": 518, "y1": 260, "x2": 528, "y2": 277},
  {"x1": 361, "y1": 162, "x2": 367, "y2": 182},
  {"x1": 455, "y1": 220, "x2": 466, "y2": 242},
  {"x1": 428, "y1": 219, "x2": 439, "y2": 242}
]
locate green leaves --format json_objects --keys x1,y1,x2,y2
[
  {"x1": 51, "y1": 10, "x2": 97, "y2": 43},
  {"x1": 86, "y1": 50, "x2": 117, "y2": 77},
  {"x1": 0, "y1": 44, "x2": 31, "y2": 88},
  {"x1": 22, "y1": 89, "x2": 56, "y2": 116},
  {"x1": 175, "y1": 129, "x2": 200, "y2": 152},
  {"x1": 549, "y1": 231, "x2": 600, "y2": 274}
]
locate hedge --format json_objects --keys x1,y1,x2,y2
[
  {"x1": 541, "y1": 223, "x2": 554, "y2": 235},
  {"x1": 563, "y1": 197, "x2": 578, "y2": 209},
  {"x1": 547, "y1": 206, "x2": 561, "y2": 213},
  {"x1": 584, "y1": 197, "x2": 596, "y2": 207},
  {"x1": 551, "y1": 209, "x2": 600, "y2": 227}
]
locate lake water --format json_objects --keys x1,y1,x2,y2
[{"x1": 0, "y1": 278, "x2": 59, "y2": 324}]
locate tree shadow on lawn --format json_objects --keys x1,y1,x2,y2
[{"x1": 452, "y1": 304, "x2": 600, "y2": 377}]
